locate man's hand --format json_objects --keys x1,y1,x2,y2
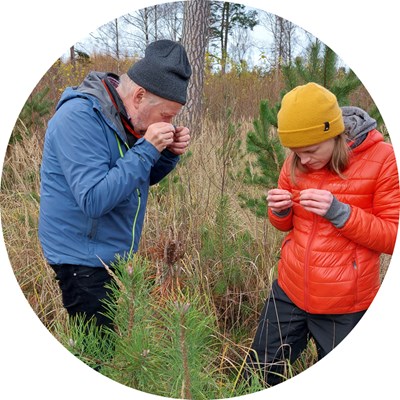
[
  {"x1": 144, "y1": 122, "x2": 175, "y2": 152},
  {"x1": 167, "y1": 125, "x2": 191, "y2": 155},
  {"x1": 299, "y1": 189, "x2": 334, "y2": 216}
]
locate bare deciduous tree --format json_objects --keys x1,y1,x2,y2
[
  {"x1": 123, "y1": 3, "x2": 185, "y2": 56},
  {"x1": 259, "y1": 11, "x2": 297, "y2": 71},
  {"x1": 157, "y1": 2, "x2": 184, "y2": 41},
  {"x1": 229, "y1": 26, "x2": 254, "y2": 69},
  {"x1": 123, "y1": 8, "x2": 154, "y2": 55},
  {"x1": 90, "y1": 18, "x2": 123, "y2": 60}
]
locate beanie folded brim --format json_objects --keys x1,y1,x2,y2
[{"x1": 278, "y1": 112, "x2": 344, "y2": 148}]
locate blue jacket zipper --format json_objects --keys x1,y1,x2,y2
[{"x1": 115, "y1": 133, "x2": 141, "y2": 259}]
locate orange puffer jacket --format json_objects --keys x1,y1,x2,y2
[{"x1": 270, "y1": 129, "x2": 399, "y2": 314}]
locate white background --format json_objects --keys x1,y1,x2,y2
[{"x1": 0, "y1": 1, "x2": 399, "y2": 399}]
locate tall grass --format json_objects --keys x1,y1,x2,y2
[{"x1": 1, "y1": 123, "x2": 66, "y2": 328}]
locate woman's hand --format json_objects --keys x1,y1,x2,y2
[
  {"x1": 299, "y1": 189, "x2": 333, "y2": 216},
  {"x1": 267, "y1": 189, "x2": 293, "y2": 213}
]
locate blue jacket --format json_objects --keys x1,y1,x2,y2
[{"x1": 39, "y1": 72, "x2": 179, "y2": 267}]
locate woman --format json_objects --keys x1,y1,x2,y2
[{"x1": 246, "y1": 82, "x2": 399, "y2": 386}]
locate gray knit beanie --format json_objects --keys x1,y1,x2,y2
[{"x1": 127, "y1": 39, "x2": 192, "y2": 105}]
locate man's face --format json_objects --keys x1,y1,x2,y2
[{"x1": 130, "y1": 92, "x2": 182, "y2": 135}]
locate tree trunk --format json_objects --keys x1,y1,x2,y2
[
  {"x1": 179, "y1": 0, "x2": 210, "y2": 136},
  {"x1": 154, "y1": 5, "x2": 158, "y2": 40},
  {"x1": 221, "y1": 2, "x2": 230, "y2": 74},
  {"x1": 115, "y1": 19, "x2": 120, "y2": 60},
  {"x1": 70, "y1": 45, "x2": 75, "y2": 68},
  {"x1": 144, "y1": 8, "x2": 150, "y2": 46}
]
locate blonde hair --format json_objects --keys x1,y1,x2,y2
[{"x1": 289, "y1": 133, "x2": 351, "y2": 184}]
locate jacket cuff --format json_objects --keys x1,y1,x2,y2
[
  {"x1": 136, "y1": 138, "x2": 162, "y2": 161},
  {"x1": 161, "y1": 148, "x2": 180, "y2": 161},
  {"x1": 272, "y1": 208, "x2": 292, "y2": 218},
  {"x1": 323, "y1": 195, "x2": 351, "y2": 228}
]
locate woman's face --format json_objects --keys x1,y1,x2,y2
[{"x1": 289, "y1": 138, "x2": 335, "y2": 170}]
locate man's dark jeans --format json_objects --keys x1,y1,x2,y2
[{"x1": 51, "y1": 264, "x2": 115, "y2": 329}]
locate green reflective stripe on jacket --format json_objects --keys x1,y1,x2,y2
[{"x1": 115, "y1": 133, "x2": 141, "y2": 259}]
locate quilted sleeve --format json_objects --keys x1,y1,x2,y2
[{"x1": 339, "y1": 146, "x2": 399, "y2": 254}]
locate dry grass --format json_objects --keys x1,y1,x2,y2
[{"x1": 1, "y1": 126, "x2": 67, "y2": 328}]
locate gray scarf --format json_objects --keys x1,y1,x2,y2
[{"x1": 341, "y1": 106, "x2": 377, "y2": 148}]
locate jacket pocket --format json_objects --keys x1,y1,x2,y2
[
  {"x1": 87, "y1": 218, "x2": 98, "y2": 240},
  {"x1": 279, "y1": 237, "x2": 292, "y2": 259},
  {"x1": 74, "y1": 266, "x2": 111, "y2": 292},
  {"x1": 351, "y1": 253, "x2": 359, "y2": 305}
]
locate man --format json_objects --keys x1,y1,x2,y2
[{"x1": 39, "y1": 40, "x2": 192, "y2": 328}]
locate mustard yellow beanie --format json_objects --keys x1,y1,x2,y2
[{"x1": 277, "y1": 82, "x2": 345, "y2": 148}]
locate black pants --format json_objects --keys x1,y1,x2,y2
[
  {"x1": 51, "y1": 264, "x2": 116, "y2": 329},
  {"x1": 246, "y1": 280, "x2": 365, "y2": 386}
]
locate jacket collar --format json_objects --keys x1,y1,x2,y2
[{"x1": 102, "y1": 75, "x2": 141, "y2": 147}]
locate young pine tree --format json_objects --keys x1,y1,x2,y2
[
  {"x1": 54, "y1": 255, "x2": 263, "y2": 399},
  {"x1": 11, "y1": 86, "x2": 53, "y2": 143},
  {"x1": 238, "y1": 100, "x2": 286, "y2": 217}
]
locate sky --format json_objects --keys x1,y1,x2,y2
[
  {"x1": 0, "y1": 1, "x2": 400, "y2": 400},
  {"x1": 65, "y1": 3, "x2": 314, "y2": 70}
]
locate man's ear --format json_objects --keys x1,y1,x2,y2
[{"x1": 132, "y1": 86, "x2": 146, "y2": 109}]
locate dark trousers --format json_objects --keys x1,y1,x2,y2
[
  {"x1": 246, "y1": 280, "x2": 366, "y2": 386},
  {"x1": 51, "y1": 264, "x2": 116, "y2": 329}
]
